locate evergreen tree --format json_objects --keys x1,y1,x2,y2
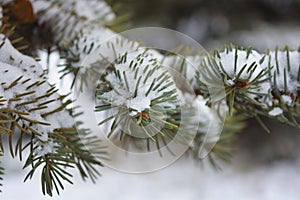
[{"x1": 0, "y1": 0, "x2": 299, "y2": 196}]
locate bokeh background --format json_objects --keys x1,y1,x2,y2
[
  {"x1": 2, "y1": 0, "x2": 300, "y2": 199},
  {"x1": 121, "y1": 0, "x2": 300, "y2": 51}
]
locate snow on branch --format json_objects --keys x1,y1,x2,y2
[
  {"x1": 0, "y1": 0, "x2": 297, "y2": 194},
  {"x1": 95, "y1": 49, "x2": 181, "y2": 143},
  {"x1": 30, "y1": 0, "x2": 300, "y2": 158},
  {"x1": 199, "y1": 45, "x2": 300, "y2": 128},
  {"x1": 33, "y1": 0, "x2": 116, "y2": 45},
  {"x1": 0, "y1": 33, "x2": 104, "y2": 195}
]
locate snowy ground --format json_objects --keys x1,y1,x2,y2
[
  {"x1": 2, "y1": 153, "x2": 300, "y2": 200},
  {"x1": 3, "y1": 104, "x2": 299, "y2": 200}
]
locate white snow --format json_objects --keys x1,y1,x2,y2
[
  {"x1": 226, "y1": 79, "x2": 235, "y2": 86},
  {"x1": 180, "y1": 92, "x2": 213, "y2": 133},
  {"x1": 33, "y1": 139, "x2": 56, "y2": 156},
  {"x1": 0, "y1": 35, "x2": 75, "y2": 155},
  {"x1": 3, "y1": 153, "x2": 300, "y2": 200},
  {"x1": 212, "y1": 49, "x2": 272, "y2": 100},
  {"x1": 185, "y1": 55, "x2": 203, "y2": 82},
  {"x1": 127, "y1": 96, "x2": 151, "y2": 113},
  {"x1": 32, "y1": 0, "x2": 116, "y2": 45},
  {"x1": 268, "y1": 50, "x2": 300, "y2": 94},
  {"x1": 216, "y1": 49, "x2": 265, "y2": 81},
  {"x1": 0, "y1": 61, "x2": 74, "y2": 143},
  {"x1": 161, "y1": 55, "x2": 203, "y2": 88},
  {"x1": 72, "y1": 0, "x2": 115, "y2": 23},
  {"x1": 0, "y1": 35, "x2": 44, "y2": 76},
  {"x1": 205, "y1": 47, "x2": 300, "y2": 105},
  {"x1": 67, "y1": 26, "x2": 140, "y2": 73},
  {"x1": 281, "y1": 95, "x2": 293, "y2": 106},
  {"x1": 0, "y1": 62, "x2": 49, "y2": 142},
  {"x1": 100, "y1": 49, "x2": 178, "y2": 113},
  {"x1": 268, "y1": 107, "x2": 283, "y2": 116},
  {"x1": 286, "y1": 51, "x2": 300, "y2": 80},
  {"x1": 178, "y1": 91, "x2": 227, "y2": 153}
]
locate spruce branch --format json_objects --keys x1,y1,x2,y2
[
  {"x1": 24, "y1": 0, "x2": 140, "y2": 90},
  {"x1": 196, "y1": 45, "x2": 300, "y2": 130},
  {"x1": 33, "y1": 0, "x2": 116, "y2": 46},
  {"x1": 23, "y1": 127, "x2": 105, "y2": 196},
  {"x1": 31, "y1": 0, "x2": 299, "y2": 169},
  {"x1": 265, "y1": 47, "x2": 300, "y2": 127},
  {"x1": 0, "y1": 2, "x2": 298, "y2": 195},
  {"x1": 0, "y1": 34, "x2": 106, "y2": 195},
  {"x1": 95, "y1": 50, "x2": 184, "y2": 150},
  {"x1": 59, "y1": 28, "x2": 140, "y2": 89}
]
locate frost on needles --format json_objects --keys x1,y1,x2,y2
[
  {"x1": 0, "y1": 0, "x2": 299, "y2": 197},
  {"x1": 201, "y1": 46, "x2": 300, "y2": 129},
  {"x1": 27, "y1": 0, "x2": 300, "y2": 166},
  {"x1": 95, "y1": 49, "x2": 182, "y2": 143},
  {"x1": 0, "y1": 35, "x2": 104, "y2": 196}
]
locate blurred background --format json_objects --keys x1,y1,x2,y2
[
  {"x1": 2, "y1": 0, "x2": 300, "y2": 199},
  {"x1": 121, "y1": 0, "x2": 300, "y2": 51}
]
